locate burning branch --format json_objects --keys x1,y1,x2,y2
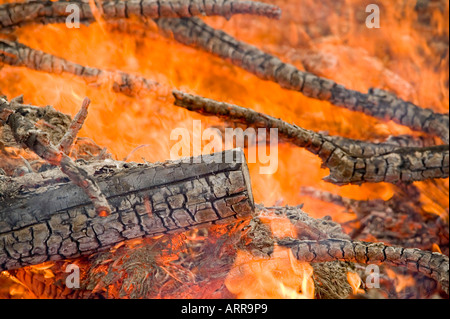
[
  {"x1": 157, "y1": 17, "x2": 449, "y2": 143},
  {"x1": 0, "y1": 147, "x2": 254, "y2": 271},
  {"x1": 0, "y1": 96, "x2": 112, "y2": 217},
  {"x1": 173, "y1": 90, "x2": 450, "y2": 185},
  {"x1": 0, "y1": 39, "x2": 159, "y2": 96},
  {"x1": 0, "y1": 0, "x2": 281, "y2": 31},
  {"x1": 300, "y1": 185, "x2": 449, "y2": 252},
  {"x1": 278, "y1": 237, "x2": 449, "y2": 294}
]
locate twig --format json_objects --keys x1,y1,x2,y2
[{"x1": 0, "y1": 96, "x2": 111, "y2": 216}]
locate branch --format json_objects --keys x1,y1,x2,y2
[
  {"x1": 0, "y1": 39, "x2": 159, "y2": 96},
  {"x1": 278, "y1": 237, "x2": 449, "y2": 294},
  {"x1": 0, "y1": 96, "x2": 112, "y2": 216},
  {"x1": 173, "y1": 90, "x2": 450, "y2": 185},
  {"x1": 0, "y1": 0, "x2": 281, "y2": 31},
  {"x1": 157, "y1": 18, "x2": 449, "y2": 143}
]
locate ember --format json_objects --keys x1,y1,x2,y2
[{"x1": 0, "y1": 0, "x2": 448, "y2": 300}]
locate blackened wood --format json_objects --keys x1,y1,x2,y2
[
  {"x1": 0, "y1": 148, "x2": 254, "y2": 271},
  {"x1": 0, "y1": 0, "x2": 281, "y2": 31},
  {"x1": 278, "y1": 237, "x2": 449, "y2": 294},
  {"x1": 158, "y1": 18, "x2": 449, "y2": 143},
  {"x1": 173, "y1": 90, "x2": 450, "y2": 185}
]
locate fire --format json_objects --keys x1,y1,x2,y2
[
  {"x1": 346, "y1": 272, "x2": 364, "y2": 295},
  {"x1": 385, "y1": 268, "x2": 416, "y2": 294},
  {"x1": 0, "y1": 0, "x2": 448, "y2": 298},
  {"x1": 225, "y1": 246, "x2": 315, "y2": 299}
]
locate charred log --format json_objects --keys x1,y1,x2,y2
[
  {"x1": 173, "y1": 90, "x2": 450, "y2": 185},
  {"x1": 0, "y1": 0, "x2": 281, "y2": 31},
  {"x1": 0, "y1": 148, "x2": 254, "y2": 271},
  {"x1": 157, "y1": 18, "x2": 449, "y2": 143}
]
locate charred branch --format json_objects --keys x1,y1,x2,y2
[
  {"x1": 0, "y1": 148, "x2": 254, "y2": 271},
  {"x1": 0, "y1": 0, "x2": 281, "y2": 31},
  {"x1": 278, "y1": 237, "x2": 449, "y2": 294},
  {"x1": 157, "y1": 18, "x2": 449, "y2": 143},
  {"x1": 300, "y1": 185, "x2": 449, "y2": 253},
  {"x1": 1, "y1": 95, "x2": 112, "y2": 217},
  {"x1": 0, "y1": 39, "x2": 159, "y2": 96},
  {"x1": 173, "y1": 90, "x2": 450, "y2": 185}
]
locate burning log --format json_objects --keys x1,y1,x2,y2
[
  {"x1": 173, "y1": 90, "x2": 450, "y2": 185},
  {"x1": 0, "y1": 0, "x2": 281, "y2": 31},
  {"x1": 0, "y1": 147, "x2": 254, "y2": 271},
  {"x1": 157, "y1": 17, "x2": 449, "y2": 143},
  {"x1": 0, "y1": 39, "x2": 159, "y2": 96},
  {"x1": 278, "y1": 237, "x2": 449, "y2": 294}
]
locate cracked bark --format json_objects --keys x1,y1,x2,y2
[
  {"x1": 0, "y1": 39, "x2": 159, "y2": 96},
  {"x1": 278, "y1": 237, "x2": 449, "y2": 294},
  {"x1": 0, "y1": 148, "x2": 254, "y2": 271},
  {"x1": 157, "y1": 18, "x2": 449, "y2": 143},
  {"x1": 173, "y1": 90, "x2": 450, "y2": 185},
  {"x1": 0, "y1": 0, "x2": 281, "y2": 31}
]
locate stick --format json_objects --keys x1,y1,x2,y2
[
  {"x1": 278, "y1": 237, "x2": 449, "y2": 294},
  {"x1": 0, "y1": 0, "x2": 281, "y2": 31},
  {"x1": 173, "y1": 90, "x2": 450, "y2": 185},
  {"x1": 0, "y1": 39, "x2": 159, "y2": 96},
  {"x1": 157, "y1": 18, "x2": 449, "y2": 143}
]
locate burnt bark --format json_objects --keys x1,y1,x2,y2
[
  {"x1": 0, "y1": 39, "x2": 159, "y2": 96},
  {"x1": 278, "y1": 237, "x2": 449, "y2": 294},
  {"x1": 157, "y1": 18, "x2": 449, "y2": 143},
  {"x1": 0, "y1": 0, "x2": 281, "y2": 31},
  {"x1": 173, "y1": 90, "x2": 450, "y2": 185},
  {"x1": 0, "y1": 148, "x2": 255, "y2": 271}
]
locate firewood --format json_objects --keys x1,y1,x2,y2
[
  {"x1": 173, "y1": 90, "x2": 450, "y2": 185},
  {"x1": 278, "y1": 237, "x2": 449, "y2": 294},
  {"x1": 0, "y1": 0, "x2": 281, "y2": 31},
  {"x1": 0, "y1": 148, "x2": 254, "y2": 271},
  {"x1": 1, "y1": 95, "x2": 112, "y2": 216},
  {"x1": 0, "y1": 40, "x2": 159, "y2": 96},
  {"x1": 300, "y1": 185, "x2": 449, "y2": 253},
  {"x1": 157, "y1": 17, "x2": 449, "y2": 143}
]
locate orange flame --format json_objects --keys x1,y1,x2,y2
[
  {"x1": 225, "y1": 246, "x2": 315, "y2": 299},
  {"x1": 347, "y1": 272, "x2": 365, "y2": 295}
]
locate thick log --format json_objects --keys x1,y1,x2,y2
[
  {"x1": 278, "y1": 237, "x2": 449, "y2": 294},
  {"x1": 0, "y1": 148, "x2": 255, "y2": 271},
  {"x1": 157, "y1": 18, "x2": 449, "y2": 143},
  {"x1": 173, "y1": 90, "x2": 450, "y2": 185},
  {"x1": 0, "y1": 0, "x2": 281, "y2": 31}
]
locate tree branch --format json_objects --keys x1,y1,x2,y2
[
  {"x1": 0, "y1": 0, "x2": 281, "y2": 31},
  {"x1": 173, "y1": 90, "x2": 449, "y2": 185},
  {"x1": 157, "y1": 17, "x2": 449, "y2": 143}
]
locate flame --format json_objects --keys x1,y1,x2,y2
[
  {"x1": 385, "y1": 268, "x2": 416, "y2": 294},
  {"x1": 0, "y1": 0, "x2": 448, "y2": 298},
  {"x1": 225, "y1": 246, "x2": 315, "y2": 299},
  {"x1": 346, "y1": 272, "x2": 364, "y2": 295}
]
